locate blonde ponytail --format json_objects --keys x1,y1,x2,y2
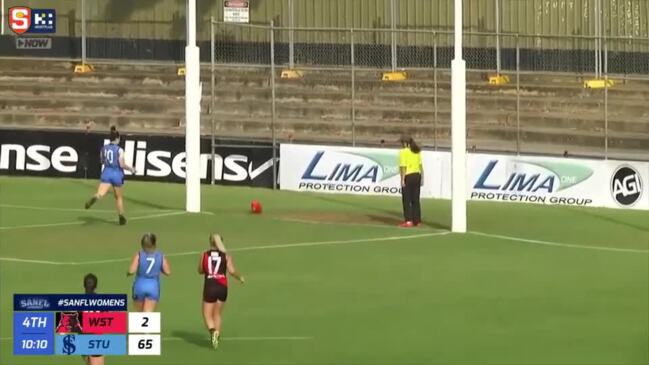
[{"x1": 210, "y1": 233, "x2": 227, "y2": 253}]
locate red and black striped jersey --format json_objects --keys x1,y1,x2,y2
[{"x1": 201, "y1": 249, "x2": 228, "y2": 286}]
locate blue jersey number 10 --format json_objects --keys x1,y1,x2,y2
[{"x1": 105, "y1": 149, "x2": 114, "y2": 165}]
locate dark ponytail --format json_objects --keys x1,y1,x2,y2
[
  {"x1": 109, "y1": 126, "x2": 120, "y2": 142},
  {"x1": 83, "y1": 273, "x2": 97, "y2": 294},
  {"x1": 409, "y1": 138, "x2": 421, "y2": 154}
]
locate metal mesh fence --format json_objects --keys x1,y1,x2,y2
[
  {"x1": 606, "y1": 37, "x2": 649, "y2": 77},
  {"x1": 276, "y1": 28, "x2": 353, "y2": 68},
  {"x1": 517, "y1": 35, "x2": 598, "y2": 74},
  {"x1": 212, "y1": 22, "x2": 271, "y2": 65},
  {"x1": 395, "y1": 30, "x2": 436, "y2": 69},
  {"x1": 203, "y1": 20, "x2": 649, "y2": 158},
  {"x1": 353, "y1": 28, "x2": 392, "y2": 69},
  {"x1": 84, "y1": 0, "x2": 195, "y2": 62}
]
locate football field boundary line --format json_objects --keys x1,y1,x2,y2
[
  {"x1": 471, "y1": 231, "x2": 649, "y2": 254},
  {"x1": 0, "y1": 211, "x2": 187, "y2": 231},
  {"x1": 0, "y1": 203, "x2": 177, "y2": 214},
  {"x1": 163, "y1": 336, "x2": 312, "y2": 342},
  {"x1": 270, "y1": 216, "x2": 438, "y2": 231},
  {"x1": 0, "y1": 336, "x2": 312, "y2": 342},
  {"x1": 0, "y1": 231, "x2": 450, "y2": 265}
]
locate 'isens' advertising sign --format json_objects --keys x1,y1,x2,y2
[{"x1": 0, "y1": 129, "x2": 275, "y2": 187}]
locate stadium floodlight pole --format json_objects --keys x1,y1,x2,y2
[
  {"x1": 451, "y1": 0, "x2": 467, "y2": 233},
  {"x1": 185, "y1": 0, "x2": 201, "y2": 213}
]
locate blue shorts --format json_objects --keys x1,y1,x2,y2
[
  {"x1": 132, "y1": 279, "x2": 160, "y2": 302},
  {"x1": 100, "y1": 169, "x2": 124, "y2": 187}
]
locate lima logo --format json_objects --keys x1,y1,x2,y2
[
  {"x1": 302, "y1": 151, "x2": 399, "y2": 183},
  {"x1": 475, "y1": 160, "x2": 593, "y2": 193},
  {"x1": 19, "y1": 298, "x2": 51, "y2": 310}
]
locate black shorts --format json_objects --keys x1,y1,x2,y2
[{"x1": 203, "y1": 281, "x2": 228, "y2": 303}]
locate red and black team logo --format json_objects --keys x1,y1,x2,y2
[{"x1": 55, "y1": 312, "x2": 83, "y2": 334}]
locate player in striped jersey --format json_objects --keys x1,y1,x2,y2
[{"x1": 198, "y1": 234, "x2": 244, "y2": 349}]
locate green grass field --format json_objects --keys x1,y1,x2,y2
[{"x1": 0, "y1": 176, "x2": 647, "y2": 365}]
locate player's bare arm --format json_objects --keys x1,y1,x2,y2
[
  {"x1": 126, "y1": 253, "x2": 139, "y2": 276},
  {"x1": 119, "y1": 155, "x2": 136, "y2": 174},
  {"x1": 161, "y1": 257, "x2": 171, "y2": 276},
  {"x1": 198, "y1": 257, "x2": 205, "y2": 274},
  {"x1": 226, "y1": 256, "x2": 244, "y2": 284}
]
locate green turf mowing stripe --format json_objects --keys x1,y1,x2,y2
[
  {"x1": 0, "y1": 231, "x2": 450, "y2": 265},
  {"x1": 471, "y1": 231, "x2": 649, "y2": 254}
]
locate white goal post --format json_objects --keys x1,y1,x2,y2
[
  {"x1": 451, "y1": 0, "x2": 467, "y2": 233},
  {"x1": 184, "y1": 0, "x2": 467, "y2": 226},
  {"x1": 185, "y1": 0, "x2": 201, "y2": 213}
]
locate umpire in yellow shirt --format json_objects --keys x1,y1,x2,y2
[{"x1": 398, "y1": 135, "x2": 423, "y2": 227}]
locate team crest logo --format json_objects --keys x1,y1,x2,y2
[
  {"x1": 8, "y1": 7, "x2": 56, "y2": 34},
  {"x1": 9, "y1": 7, "x2": 31, "y2": 34},
  {"x1": 56, "y1": 312, "x2": 83, "y2": 334}
]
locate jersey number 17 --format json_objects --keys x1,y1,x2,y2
[{"x1": 207, "y1": 254, "x2": 221, "y2": 278}]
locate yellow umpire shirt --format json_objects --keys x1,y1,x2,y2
[{"x1": 399, "y1": 148, "x2": 422, "y2": 175}]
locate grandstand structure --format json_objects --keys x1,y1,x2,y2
[{"x1": 0, "y1": 0, "x2": 648, "y2": 161}]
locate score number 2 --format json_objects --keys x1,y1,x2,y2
[{"x1": 128, "y1": 312, "x2": 160, "y2": 333}]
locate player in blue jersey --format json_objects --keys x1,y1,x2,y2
[
  {"x1": 127, "y1": 233, "x2": 171, "y2": 312},
  {"x1": 84, "y1": 126, "x2": 136, "y2": 225}
]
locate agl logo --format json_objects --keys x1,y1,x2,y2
[{"x1": 9, "y1": 7, "x2": 56, "y2": 34}]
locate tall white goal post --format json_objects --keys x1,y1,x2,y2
[
  {"x1": 185, "y1": 0, "x2": 201, "y2": 213},
  {"x1": 186, "y1": 0, "x2": 467, "y2": 226},
  {"x1": 451, "y1": 0, "x2": 467, "y2": 233}
]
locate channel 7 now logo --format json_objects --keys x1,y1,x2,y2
[{"x1": 9, "y1": 7, "x2": 56, "y2": 34}]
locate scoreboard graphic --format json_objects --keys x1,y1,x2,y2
[{"x1": 14, "y1": 294, "x2": 161, "y2": 356}]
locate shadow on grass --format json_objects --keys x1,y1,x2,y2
[
  {"x1": 124, "y1": 195, "x2": 179, "y2": 211},
  {"x1": 314, "y1": 195, "x2": 450, "y2": 230},
  {"x1": 569, "y1": 208, "x2": 649, "y2": 233},
  {"x1": 171, "y1": 330, "x2": 211, "y2": 349},
  {"x1": 71, "y1": 178, "x2": 179, "y2": 211},
  {"x1": 79, "y1": 215, "x2": 116, "y2": 226},
  {"x1": 312, "y1": 194, "x2": 402, "y2": 219}
]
